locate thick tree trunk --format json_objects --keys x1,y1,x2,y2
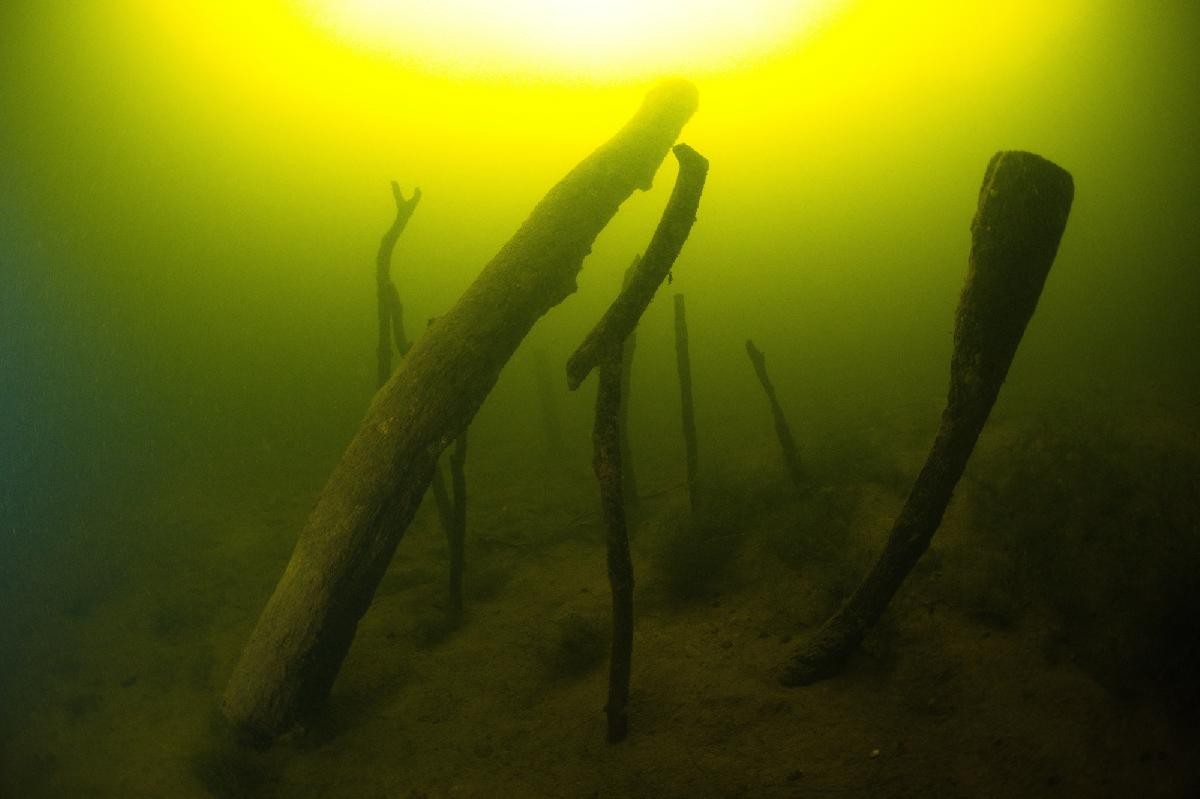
[
  {"x1": 781, "y1": 151, "x2": 1074, "y2": 686},
  {"x1": 222, "y1": 80, "x2": 699, "y2": 742},
  {"x1": 745, "y1": 340, "x2": 804, "y2": 495}
]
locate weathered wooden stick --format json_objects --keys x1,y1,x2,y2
[
  {"x1": 781, "y1": 151, "x2": 1074, "y2": 686},
  {"x1": 745, "y1": 340, "x2": 804, "y2": 495},
  {"x1": 593, "y1": 353, "x2": 633, "y2": 743},
  {"x1": 673, "y1": 293, "x2": 699, "y2": 509},
  {"x1": 376, "y1": 182, "x2": 421, "y2": 386},
  {"x1": 222, "y1": 80, "x2": 699, "y2": 741},
  {"x1": 447, "y1": 435, "x2": 468, "y2": 614},
  {"x1": 565, "y1": 144, "x2": 710, "y2": 390},
  {"x1": 617, "y1": 256, "x2": 641, "y2": 505}
]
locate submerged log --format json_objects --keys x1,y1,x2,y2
[
  {"x1": 781, "y1": 151, "x2": 1074, "y2": 686},
  {"x1": 222, "y1": 80, "x2": 699, "y2": 741},
  {"x1": 673, "y1": 293, "x2": 699, "y2": 509},
  {"x1": 376, "y1": 182, "x2": 421, "y2": 386},
  {"x1": 745, "y1": 340, "x2": 804, "y2": 495}
]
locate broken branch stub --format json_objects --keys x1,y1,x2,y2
[
  {"x1": 781, "y1": 150, "x2": 1074, "y2": 686},
  {"x1": 221, "y1": 80, "x2": 699, "y2": 742}
]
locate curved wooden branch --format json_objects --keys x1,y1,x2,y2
[
  {"x1": 566, "y1": 143, "x2": 709, "y2": 390},
  {"x1": 781, "y1": 151, "x2": 1074, "y2": 686}
]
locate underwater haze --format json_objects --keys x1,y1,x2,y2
[{"x1": 2, "y1": 1, "x2": 1198, "y2": 796}]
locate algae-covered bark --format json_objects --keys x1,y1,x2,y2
[
  {"x1": 782, "y1": 151, "x2": 1074, "y2": 686},
  {"x1": 222, "y1": 81, "x2": 699, "y2": 741}
]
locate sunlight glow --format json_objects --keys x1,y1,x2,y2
[{"x1": 303, "y1": 0, "x2": 844, "y2": 80}]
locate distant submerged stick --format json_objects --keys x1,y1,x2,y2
[
  {"x1": 447, "y1": 434, "x2": 468, "y2": 615},
  {"x1": 674, "y1": 293, "x2": 699, "y2": 511},
  {"x1": 617, "y1": 256, "x2": 642, "y2": 505},
  {"x1": 222, "y1": 80, "x2": 699, "y2": 742},
  {"x1": 745, "y1": 340, "x2": 805, "y2": 496},
  {"x1": 781, "y1": 150, "x2": 1074, "y2": 686},
  {"x1": 376, "y1": 182, "x2": 422, "y2": 387},
  {"x1": 575, "y1": 144, "x2": 710, "y2": 743}
]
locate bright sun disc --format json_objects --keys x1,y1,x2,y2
[{"x1": 304, "y1": 0, "x2": 844, "y2": 81}]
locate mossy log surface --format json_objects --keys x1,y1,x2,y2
[
  {"x1": 782, "y1": 150, "x2": 1074, "y2": 686},
  {"x1": 222, "y1": 81, "x2": 699, "y2": 741}
]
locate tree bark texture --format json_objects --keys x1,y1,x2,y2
[
  {"x1": 221, "y1": 80, "x2": 699, "y2": 741},
  {"x1": 673, "y1": 293, "x2": 699, "y2": 509},
  {"x1": 781, "y1": 151, "x2": 1074, "y2": 686},
  {"x1": 376, "y1": 182, "x2": 421, "y2": 387},
  {"x1": 745, "y1": 340, "x2": 804, "y2": 495}
]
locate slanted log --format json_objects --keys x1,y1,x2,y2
[
  {"x1": 781, "y1": 151, "x2": 1074, "y2": 686},
  {"x1": 222, "y1": 80, "x2": 699, "y2": 742}
]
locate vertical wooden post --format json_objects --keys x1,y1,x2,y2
[
  {"x1": 674, "y1": 293, "x2": 698, "y2": 509},
  {"x1": 593, "y1": 353, "x2": 633, "y2": 742}
]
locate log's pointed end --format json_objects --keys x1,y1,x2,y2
[
  {"x1": 624, "y1": 79, "x2": 699, "y2": 191},
  {"x1": 978, "y1": 150, "x2": 1074, "y2": 236}
]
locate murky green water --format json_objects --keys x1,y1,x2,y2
[{"x1": 2, "y1": 2, "x2": 1197, "y2": 796}]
